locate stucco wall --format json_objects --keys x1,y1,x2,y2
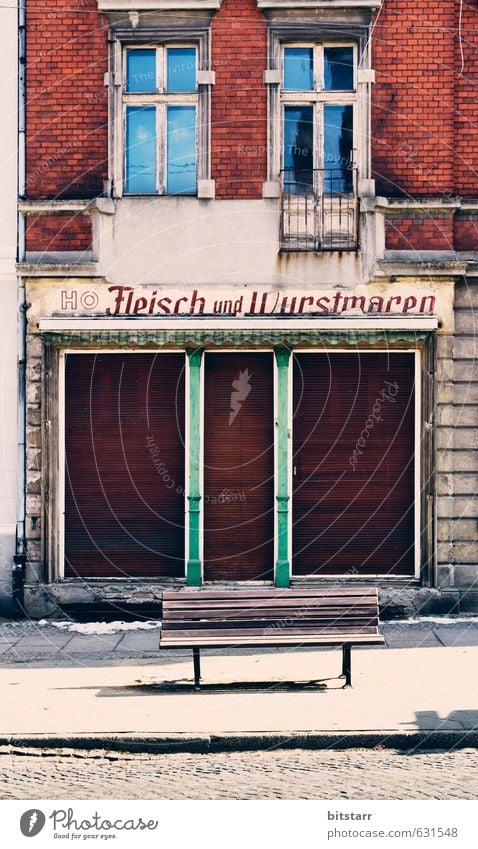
[{"x1": 0, "y1": 2, "x2": 19, "y2": 613}]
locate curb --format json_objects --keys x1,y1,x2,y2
[{"x1": 0, "y1": 730, "x2": 477, "y2": 754}]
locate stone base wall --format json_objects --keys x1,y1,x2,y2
[
  {"x1": 436, "y1": 279, "x2": 478, "y2": 610},
  {"x1": 22, "y1": 579, "x2": 461, "y2": 621},
  {"x1": 24, "y1": 331, "x2": 43, "y2": 598}
]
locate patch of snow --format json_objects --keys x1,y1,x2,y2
[
  {"x1": 38, "y1": 619, "x2": 161, "y2": 635},
  {"x1": 385, "y1": 616, "x2": 478, "y2": 626}
]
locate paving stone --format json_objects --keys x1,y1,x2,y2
[
  {"x1": 115, "y1": 631, "x2": 159, "y2": 652},
  {"x1": 63, "y1": 635, "x2": 123, "y2": 653},
  {"x1": 13, "y1": 634, "x2": 73, "y2": 649},
  {"x1": 0, "y1": 643, "x2": 18, "y2": 654},
  {"x1": 433, "y1": 625, "x2": 478, "y2": 647},
  {"x1": 384, "y1": 638, "x2": 441, "y2": 648},
  {"x1": 384, "y1": 628, "x2": 442, "y2": 648}
]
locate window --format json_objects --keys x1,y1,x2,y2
[
  {"x1": 280, "y1": 43, "x2": 358, "y2": 250},
  {"x1": 123, "y1": 46, "x2": 198, "y2": 195}
]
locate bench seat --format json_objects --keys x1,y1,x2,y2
[{"x1": 159, "y1": 587, "x2": 384, "y2": 688}]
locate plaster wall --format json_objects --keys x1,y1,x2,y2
[{"x1": 0, "y1": 3, "x2": 19, "y2": 613}]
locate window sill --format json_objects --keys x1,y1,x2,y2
[
  {"x1": 258, "y1": 0, "x2": 381, "y2": 7},
  {"x1": 99, "y1": 0, "x2": 222, "y2": 9},
  {"x1": 122, "y1": 192, "x2": 198, "y2": 198},
  {"x1": 121, "y1": 180, "x2": 215, "y2": 200},
  {"x1": 279, "y1": 246, "x2": 359, "y2": 254}
]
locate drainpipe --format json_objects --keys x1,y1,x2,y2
[{"x1": 13, "y1": 0, "x2": 27, "y2": 615}]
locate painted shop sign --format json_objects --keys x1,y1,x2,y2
[
  {"x1": 26, "y1": 279, "x2": 454, "y2": 326},
  {"x1": 60, "y1": 286, "x2": 436, "y2": 316}
]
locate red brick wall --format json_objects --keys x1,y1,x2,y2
[
  {"x1": 454, "y1": 213, "x2": 478, "y2": 251},
  {"x1": 26, "y1": 0, "x2": 108, "y2": 199},
  {"x1": 454, "y1": 1, "x2": 478, "y2": 196},
  {"x1": 385, "y1": 213, "x2": 454, "y2": 251},
  {"x1": 211, "y1": 0, "x2": 268, "y2": 199},
  {"x1": 25, "y1": 0, "x2": 478, "y2": 209},
  {"x1": 372, "y1": 1, "x2": 456, "y2": 197},
  {"x1": 25, "y1": 214, "x2": 92, "y2": 252}
]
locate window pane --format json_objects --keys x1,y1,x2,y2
[
  {"x1": 126, "y1": 49, "x2": 156, "y2": 93},
  {"x1": 324, "y1": 47, "x2": 354, "y2": 91},
  {"x1": 323, "y1": 104, "x2": 354, "y2": 193},
  {"x1": 167, "y1": 47, "x2": 197, "y2": 92},
  {"x1": 167, "y1": 106, "x2": 197, "y2": 194},
  {"x1": 125, "y1": 106, "x2": 157, "y2": 194},
  {"x1": 283, "y1": 47, "x2": 313, "y2": 91},
  {"x1": 283, "y1": 105, "x2": 313, "y2": 194}
]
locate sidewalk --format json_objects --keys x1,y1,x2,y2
[{"x1": 1, "y1": 617, "x2": 478, "y2": 751}]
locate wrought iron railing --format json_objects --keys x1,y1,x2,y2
[{"x1": 280, "y1": 168, "x2": 358, "y2": 252}]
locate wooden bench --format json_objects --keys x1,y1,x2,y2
[{"x1": 160, "y1": 588, "x2": 384, "y2": 688}]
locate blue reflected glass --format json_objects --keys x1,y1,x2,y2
[
  {"x1": 324, "y1": 47, "x2": 354, "y2": 91},
  {"x1": 323, "y1": 104, "x2": 353, "y2": 193},
  {"x1": 283, "y1": 47, "x2": 313, "y2": 91},
  {"x1": 167, "y1": 106, "x2": 197, "y2": 194},
  {"x1": 283, "y1": 105, "x2": 313, "y2": 194},
  {"x1": 125, "y1": 106, "x2": 157, "y2": 194},
  {"x1": 126, "y1": 49, "x2": 156, "y2": 93},
  {"x1": 166, "y1": 47, "x2": 197, "y2": 92}
]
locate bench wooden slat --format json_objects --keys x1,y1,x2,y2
[
  {"x1": 162, "y1": 616, "x2": 378, "y2": 628},
  {"x1": 163, "y1": 624, "x2": 378, "y2": 635},
  {"x1": 160, "y1": 634, "x2": 384, "y2": 647},
  {"x1": 162, "y1": 598, "x2": 377, "y2": 612},
  {"x1": 163, "y1": 596, "x2": 376, "y2": 613},
  {"x1": 162, "y1": 615, "x2": 378, "y2": 626},
  {"x1": 162, "y1": 610, "x2": 378, "y2": 623},
  {"x1": 163, "y1": 588, "x2": 377, "y2": 602},
  {"x1": 161, "y1": 626, "x2": 379, "y2": 639}
]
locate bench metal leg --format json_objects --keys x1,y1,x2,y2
[
  {"x1": 342, "y1": 644, "x2": 352, "y2": 688},
  {"x1": 193, "y1": 648, "x2": 201, "y2": 690}
]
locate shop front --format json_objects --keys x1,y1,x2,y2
[
  {"x1": 62, "y1": 346, "x2": 417, "y2": 583},
  {"x1": 21, "y1": 277, "x2": 453, "y2": 617}
]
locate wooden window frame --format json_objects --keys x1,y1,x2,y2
[
  {"x1": 266, "y1": 24, "x2": 374, "y2": 189},
  {"x1": 122, "y1": 44, "x2": 199, "y2": 196},
  {"x1": 109, "y1": 29, "x2": 212, "y2": 199},
  {"x1": 280, "y1": 41, "x2": 358, "y2": 176}
]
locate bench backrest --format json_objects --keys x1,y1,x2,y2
[{"x1": 162, "y1": 588, "x2": 381, "y2": 638}]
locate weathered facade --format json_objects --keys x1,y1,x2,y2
[{"x1": 18, "y1": 0, "x2": 478, "y2": 617}]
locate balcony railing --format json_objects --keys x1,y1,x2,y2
[{"x1": 280, "y1": 168, "x2": 358, "y2": 252}]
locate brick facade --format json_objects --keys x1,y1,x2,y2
[
  {"x1": 25, "y1": 214, "x2": 92, "y2": 252},
  {"x1": 454, "y1": 1, "x2": 478, "y2": 197},
  {"x1": 372, "y1": 0, "x2": 456, "y2": 199},
  {"x1": 211, "y1": 0, "x2": 268, "y2": 199},
  {"x1": 385, "y1": 213, "x2": 454, "y2": 252},
  {"x1": 26, "y1": 0, "x2": 108, "y2": 200},
  {"x1": 25, "y1": 0, "x2": 478, "y2": 216},
  {"x1": 454, "y1": 213, "x2": 478, "y2": 252}
]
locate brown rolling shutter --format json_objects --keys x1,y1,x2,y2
[
  {"x1": 204, "y1": 353, "x2": 274, "y2": 581},
  {"x1": 65, "y1": 353, "x2": 185, "y2": 578},
  {"x1": 293, "y1": 352, "x2": 416, "y2": 576}
]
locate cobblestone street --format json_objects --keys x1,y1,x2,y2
[{"x1": 1, "y1": 748, "x2": 477, "y2": 800}]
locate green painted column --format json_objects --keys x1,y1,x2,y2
[
  {"x1": 274, "y1": 347, "x2": 292, "y2": 587},
  {"x1": 186, "y1": 347, "x2": 203, "y2": 586}
]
